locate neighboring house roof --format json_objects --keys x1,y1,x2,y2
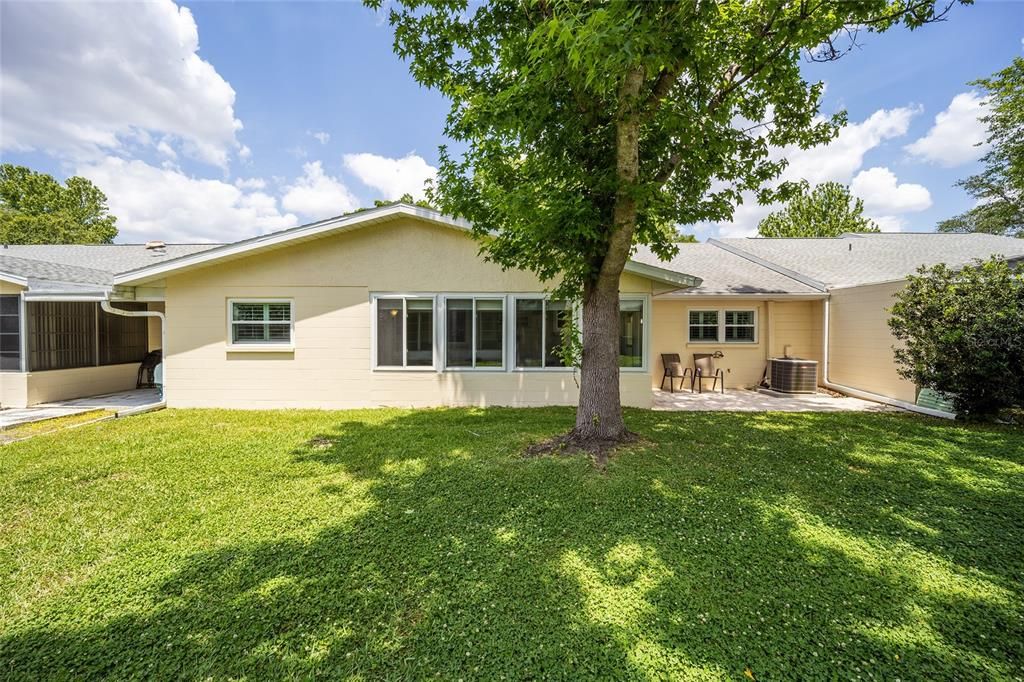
[
  {"x1": 631, "y1": 244, "x2": 825, "y2": 296},
  {"x1": 715, "y1": 233, "x2": 1024, "y2": 289}
]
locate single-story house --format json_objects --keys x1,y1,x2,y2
[{"x1": 2, "y1": 203, "x2": 1022, "y2": 412}]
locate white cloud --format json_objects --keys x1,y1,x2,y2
[
  {"x1": 343, "y1": 153, "x2": 438, "y2": 201},
  {"x1": 234, "y1": 177, "x2": 267, "y2": 191},
  {"x1": 281, "y1": 161, "x2": 360, "y2": 219},
  {"x1": 709, "y1": 107, "x2": 920, "y2": 237},
  {"x1": 309, "y1": 131, "x2": 331, "y2": 145},
  {"x1": 77, "y1": 157, "x2": 298, "y2": 243},
  {"x1": 904, "y1": 92, "x2": 989, "y2": 167},
  {"x1": 0, "y1": 0, "x2": 244, "y2": 167},
  {"x1": 869, "y1": 215, "x2": 908, "y2": 232},
  {"x1": 850, "y1": 166, "x2": 932, "y2": 214},
  {"x1": 778, "y1": 106, "x2": 918, "y2": 185}
]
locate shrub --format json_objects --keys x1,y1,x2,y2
[{"x1": 889, "y1": 257, "x2": 1024, "y2": 420}]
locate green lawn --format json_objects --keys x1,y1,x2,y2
[{"x1": 1, "y1": 408, "x2": 1022, "y2": 680}]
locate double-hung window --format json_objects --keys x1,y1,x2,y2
[
  {"x1": 724, "y1": 310, "x2": 756, "y2": 342},
  {"x1": 688, "y1": 310, "x2": 720, "y2": 342},
  {"x1": 445, "y1": 297, "x2": 504, "y2": 369},
  {"x1": 514, "y1": 298, "x2": 569, "y2": 368},
  {"x1": 375, "y1": 297, "x2": 434, "y2": 367},
  {"x1": 230, "y1": 300, "x2": 293, "y2": 346},
  {"x1": 688, "y1": 308, "x2": 756, "y2": 343}
]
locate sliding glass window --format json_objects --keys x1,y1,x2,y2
[
  {"x1": 515, "y1": 298, "x2": 569, "y2": 369},
  {"x1": 445, "y1": 297, "x2": 503, "y2": 369},
  {"x1": 375, "y1": 297, "x2": 434, "y2": 368}
]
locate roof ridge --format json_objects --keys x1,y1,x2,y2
[{"x1": 707, "y1": 239, "x2": 828, "y2": 292}]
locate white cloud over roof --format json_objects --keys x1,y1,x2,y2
[
  {"x1": 904, "y1": 92, "x2": 989, "y2": 167},
  {"x1": 77, "y1": 157, "x2": 299, "y2": 243},
  {"x1": 343, "y1": 153, "x2": 438, "y2": 201}
]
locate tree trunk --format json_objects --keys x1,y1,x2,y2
[{"x1": 571, "y1": 67, "x2": 644, "y2": 443}]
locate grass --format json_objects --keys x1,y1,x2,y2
[
  {"x1": 0, "y1": 410, "x2": 114, "y2": 444},
  {"x1": 0, "y1": 408, "x2": 1021, "y2": 680}
]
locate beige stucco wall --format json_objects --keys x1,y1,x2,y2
[
  {"x1": 0, "y1": 281, "x2": 24, "y2": 295},
  {"x1": 23, "y1": 363, "x2": 140, "y2": 406},
  {"x1": 163, "y1": 219, "x2": 656, "y2": 409},
  {"x1": 827, "y1": 280, "x2": 916, "y2": 403},
  {"x1": 0, "y1": 372, "x2": 28, "y2": 408},
  {"x1": 650, "y1": 298, "x2": 824, "y2": 389}
]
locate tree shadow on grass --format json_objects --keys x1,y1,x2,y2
[{"x1": 0, "y1": 409, "x2": 1021, "y2": 679}]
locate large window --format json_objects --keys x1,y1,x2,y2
[
  {"x1": 515, "y1": 298, "x2": 568, "y2": 368},
  {"x1": 688, "y1": 308, "x2": 756, "y2": 343},
  {"x1": 376, "y1": 297, "x2": 434, "y2": 367},
  {"x1": 445, "y1": 297, "x2": 503, "y2": 369},
  {"x1": 0, "y1": 294, "x2": 21, "y2": 371},
  {"x1": 230, "y1": 300, "x2": 293, "y2": 346},
  {"x1": 619, "y1": 299, "x2": 644, "y2": 368}
]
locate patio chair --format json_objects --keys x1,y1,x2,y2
[
  {"x1": 693, "y1": 352, "x2": 725, "y2": 394},
  {"x1": 660, "y1": 353, "x2": 693, "y2": 393},
  {"x1": 137, "y1": 349, "x2": 162, "y2": 389}
]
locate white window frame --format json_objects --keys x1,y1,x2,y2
[
  {"x1": 226, "y1": 298, "x2": 294, "y2": 351},
  {"x1": 370, "y1": 294, "x2": 438, "y2": 371},
  {"x1": 618, "y1": 296, "x2": 650, "y2": 373},
  {"x1": 687, "y1": 307, "x2": 758, "y2": 344},
  {"x1": 724, "y1": 309, "x2": 758, "y2": 344},
  {"x1": 441, "y1": 295, "x2": 507, "y2": 371},
  {"x1": 510, "y1": 295, "x2": 575, "y2": 372}
]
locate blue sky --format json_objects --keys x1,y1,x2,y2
[{"x1": 0, "y1": 0, "x2": 1020, "y2": 243}]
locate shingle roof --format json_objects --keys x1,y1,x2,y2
[
  {"x1": 2, "y1": 244, "x2": 221, "y2": 277},
  {"x1": 715, "y1": 233, "x2": 1024, "y2": 289},
  {"x1": 0, "y1": 253, "x2": 114, "y2": 286},
  {"x1": 631, "y1": 243, "x2": 824, "y2": 295}
]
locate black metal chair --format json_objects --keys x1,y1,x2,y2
[
  {"x1": 693, "y1": 352, "x2": 725, "y2": 393},
  {"x1": 660, "y1": 353, "x2": 694, "y2": 393},
  {"x1": 137, "y1": 349, "x2": 162, "y2": 389}
]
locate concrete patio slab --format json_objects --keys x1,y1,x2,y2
[
  {"x1": 0, "y1": 389, "x2": 164, "y2": 429},
  {"x1": 652, "y1": 388, "x2": 900, "y2": 413}
]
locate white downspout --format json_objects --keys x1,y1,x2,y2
[
  {"x1": 820, "y1": 297, "x2": 954, "y2": 419},
  {"x1": 100, "y1": 299, "x2": 166, "y2": 401}
]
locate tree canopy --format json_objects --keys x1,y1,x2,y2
[
  {"x1": 757, "y1": 181, "x2": 880, "y2": 237},
  {"x1": 0, "y1": 164, "x2": 117, "y2": 244},
  {"x1": 939, "y1": 57, "x2": 1024, "y2": 238},
  {"x1": 372, "y1": 0, "x2": 965, "y2": 444},
  {"x1": 889, "y1": 257, "x2": 1024, "y2": 420}
]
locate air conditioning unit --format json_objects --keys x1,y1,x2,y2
[{"x1": 769, "y1": 357, "x2": 818, "y2": 394}]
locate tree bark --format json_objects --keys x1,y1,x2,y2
[{"x1": 571, "y1": 67, "x2": 644, "y2": 443}]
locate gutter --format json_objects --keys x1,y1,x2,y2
[
  {"x1": 100, "y1": 299, "x2": 166, "y2": 401},
  {"x1": 820, "y1": 298, "x2": 954, "y2": 419}
]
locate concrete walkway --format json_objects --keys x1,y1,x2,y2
[
  {"x1": 0, "y1": 389, "x2": 164, "y2": 429},
  {"x1": 652, "y1": 387, "x2": 899, "y2": 413}
]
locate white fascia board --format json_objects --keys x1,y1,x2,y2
[
  {"x1": 654, "y1": 291, "x2": 828, "y2": 300},
  {"x1": 623, "y1": 261, "x2": 702, "y2": 289},
  {"x1": 0, "y1": 271, "x2": 29, "y2": 287}
]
